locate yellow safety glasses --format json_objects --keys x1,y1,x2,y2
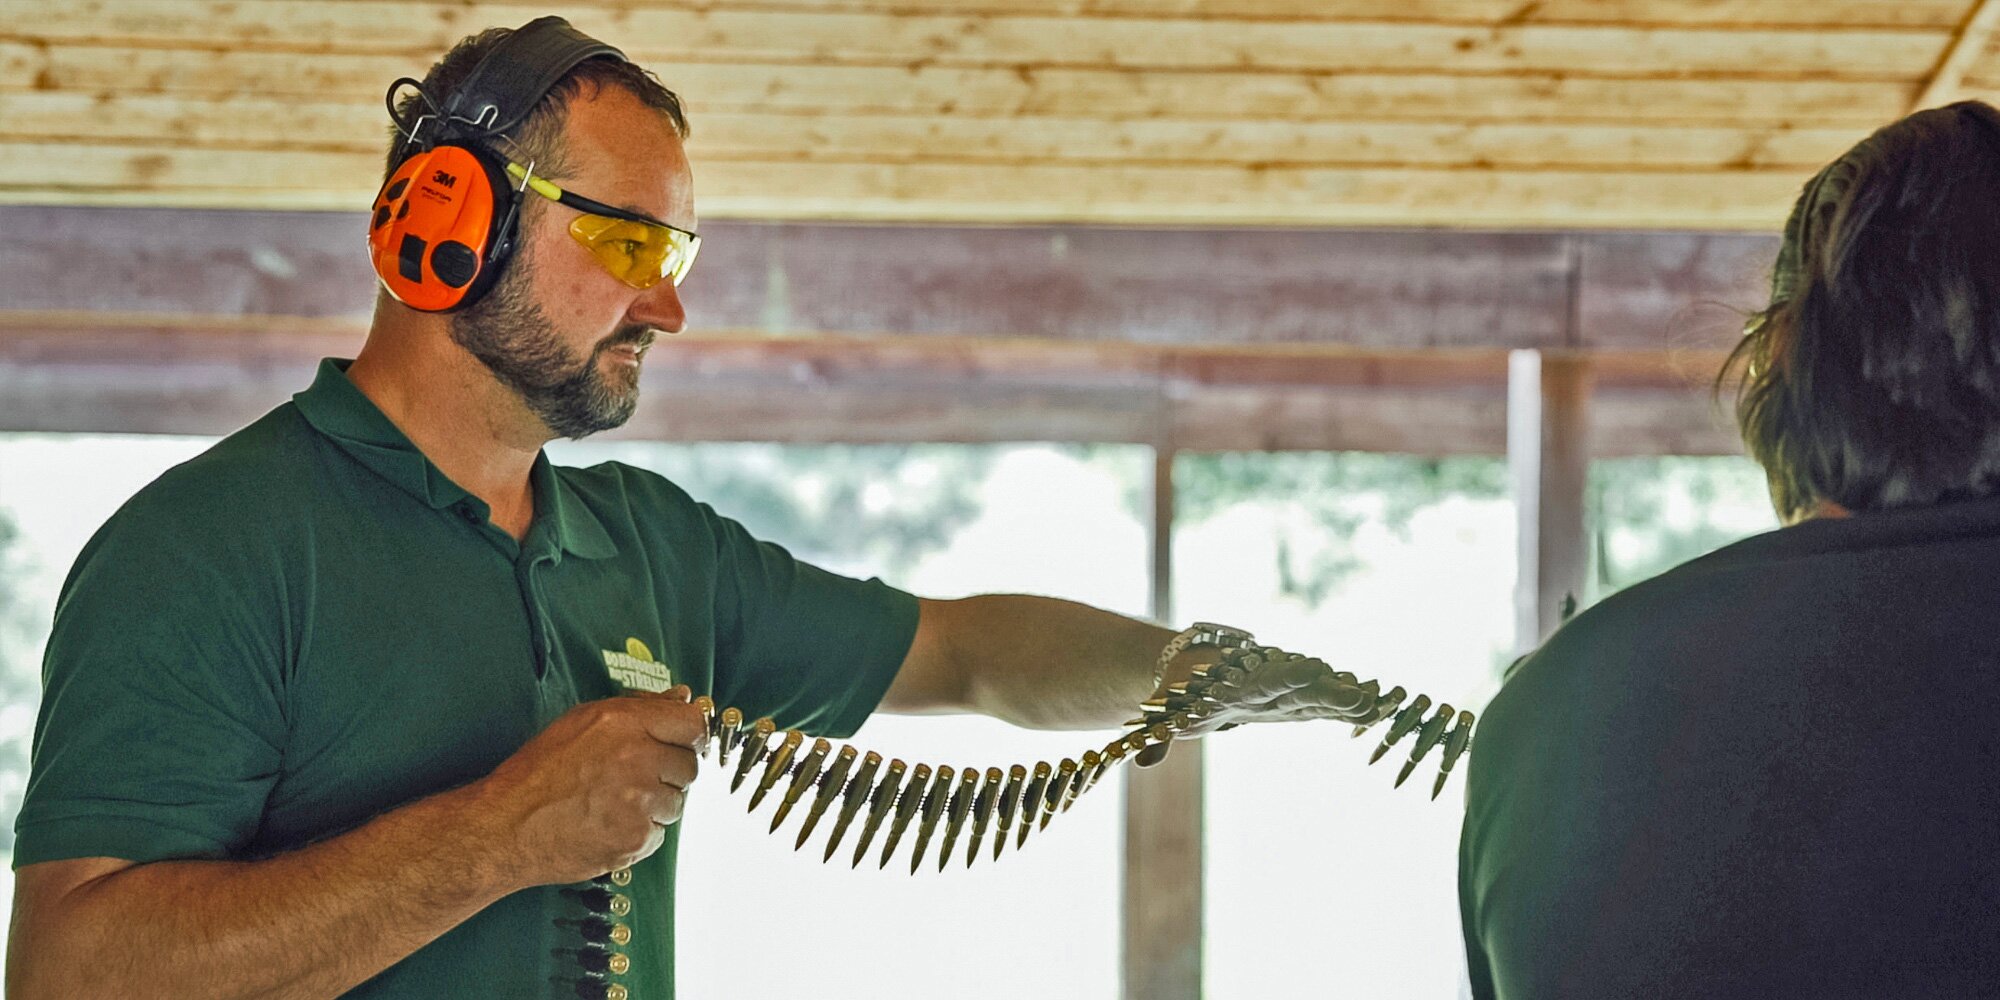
[{"x1": 506, "y1": 161, "x2": 701, "y2": 289}]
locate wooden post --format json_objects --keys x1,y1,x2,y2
[
  {"x1": 1122, "y1": 448, "x2": 1203, "y2": 1000},
  {"x1": 1508, "y1": 350, "x2": 1593, "y2": 654}
]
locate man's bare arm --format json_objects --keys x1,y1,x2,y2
[
  {"x1": 883, "y1": 596, "x2": 1390, "y2": 766},
  {"x1": 883, "y1": 595, "x2": 1179, "y2": 730},
  {"x1": 7, "y1": 689, "x2": 706, "y2": 1000}
]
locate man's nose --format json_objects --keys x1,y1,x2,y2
[{"x1": 629, "y1": 278, "x2": 687, "y2": 335}]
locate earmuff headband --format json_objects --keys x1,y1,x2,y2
[{"x1": 440, "y1": 16, "x2": 627, "y2": 144}]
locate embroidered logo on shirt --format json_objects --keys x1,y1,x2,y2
[{"x1": 603, "y1": 636, "x2": 673, "y2": 692}]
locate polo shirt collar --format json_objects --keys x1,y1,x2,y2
[
  {"x1": 295, "y1": 358, "x2": 617, "y2": 561},
  {"x1": 533, "y1": 453, "x2": 618, "y2": 561}
]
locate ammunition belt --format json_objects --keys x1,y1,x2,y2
[
  {"x1": 554, "y1": 635, "x2": 1477, "y2": 998},
  {"x1": 696, "y1": 637, "x2": 1475, "y2": 873}
]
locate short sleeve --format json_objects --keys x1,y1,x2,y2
[
  {"x1": 15, "y1": 493, "x2": 290, "y2": 867},
  {"x1": 702, "y1": 506, "x2": 919, "y2": 739}
]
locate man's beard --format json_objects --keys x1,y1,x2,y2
[{"x1": 449, "y1": 255, "x2": 652, "y2": 440}]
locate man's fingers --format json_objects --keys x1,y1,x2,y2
[
  {"x1": 659, "y1": 746, "x2": 700, "y2": 790},
  {"x1": 646, "y1": 785, "x2": 687, "y2": 828},
  {"x1": 1244, "y1": 675, "x2": 1376, "y2": 720},
  {"x1": 633, "y1": 695, "x2": 708, "y2": 748}
]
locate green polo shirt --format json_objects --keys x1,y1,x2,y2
[{"x1": 18, "y1": 358, "x2": 920, "y2": 999}]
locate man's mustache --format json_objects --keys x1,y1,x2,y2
[{"x1": 597, "y1": 327, "x2": 657, "y2": 353}]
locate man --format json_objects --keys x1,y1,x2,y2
[
  {"x1": 1459, "y1": 102, "x2": 2000, "y2": 998},
  {"x1": 6, "y1": 19, "x2": 1381, "y2": 1000}
]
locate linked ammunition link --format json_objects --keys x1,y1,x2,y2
[{"x1": 686, "y1": 631, "x2": 1476, "y2": 874}]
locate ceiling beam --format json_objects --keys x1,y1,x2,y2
[
  {"x1": 1914, "y1": 0, "x2": 2000, "y2": 110},
  {"x1": 0, "y1": 207, "x2": 1775, "y2": 354}
]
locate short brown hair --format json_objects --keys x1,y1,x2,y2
[{"x1": 383, "y1": 25, "x2": 689, "y2": 186}]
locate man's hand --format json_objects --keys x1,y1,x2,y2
[
  {"x1": 472, "y1": 685, "x2": 705, "y2": 887},
  {"x1": 1133, "y1": 652, "x2": 1398, "y2": 767}
]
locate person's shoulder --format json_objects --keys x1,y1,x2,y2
[
  {"x1": 556, "y1": 459, "x2": 702, "y2": 512},
  {"x1": 1499, "y1": 531, "x2": 1780, "y2": 706},
  {"x1": 88, "y1": 405, "x2": 318, "y2": 557},
  {"x1": 553, "y1": 459, "x2": 731, "y2": 551},
  {"x1": 1553, "y1": 530, "x2": 1777, "y2": 646}
]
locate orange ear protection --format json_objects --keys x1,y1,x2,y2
[
  {"x1": 369, "y1": 145, "x2": 512, "y2": 311},
  {"x1": 367, "y1": 16, "x2": 626, "y2": 313}
]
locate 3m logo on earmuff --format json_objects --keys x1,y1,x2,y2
[{"x1": 367, "y1": 145, "x2": 509, "y2": 312}]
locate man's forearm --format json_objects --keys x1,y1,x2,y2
[
  {"x1": 936, "y1": 594, "x2": 1187, "y2": 730},
  {"x1": 9, "y1": 781, "x2": 518, "y2": 1000}
]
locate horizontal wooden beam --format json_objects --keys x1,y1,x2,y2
[
  {"x1": 0, "y1": 207, "x2": 1767, "y2": 454},
  {"x1": 0, "y1": 207, "x2": 1778, "y2": 351},
  {"x1": 0, "y1": 143, "x2": 1812, "y2": 228},
  {"x1": 1574, "y1": 230, "x2": 1781, "y2": 350},
  {"x1": 10, "y1": 3, "x2": 1944, "y2": 79},
  {"x1": 557, "y1": 1, "x2": 1976, "y2": 30},
  {"x1": 0, "y1": 43, "x2": 1915, "y2": 127},
  {"x1": 0, "y1": 317, "x2": 1740, "y2": 454},
  {"x1": 0, "y1": 94, "x2": 1871, "y2": 173},
  {"x1": 47, "y1": 0, "x2": 1955, "y2": 32}
]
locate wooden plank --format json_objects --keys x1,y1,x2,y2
[
  {"x1": 0, "y1": 152, "x2": 1775, "y2": 230},
  {"x1": 1574, "y1": 231, "x2": 1782, "y2": 351},
  {"x1": 700, "y1": 1, "x2": 1976, "y2": 30},
  {"x1": 1171, "y1": 381, "x2": 1508, "y2": 453},
  {"x1": 2, "y1": 208, "x2": 1784, "y2": 351},
  {"x1": 1914, "y1": 0, "x2": 2000, "y2": 108},
  {"x1": 0, "y1": 141, "x2": 380, "y2": 195},
  {"x1": 691, "y1": 161, "x2": 1809, "y2": 229},
  {"x1": 9, "y1": 2, "x2": 1944, "y2": 79},
  {"x1": 0, "y1": 147, "x2": 1811, "y2": 231},
  {"x1": 690, "y1": 222, "x2": 1574, "y2": 348},
  {"x1": 0, "y1": 312, "x2": 1746, "y2": 454},
  {"x1": 0, "y1": 207, "x2": 1778, "y2": 350},
  {"x1": 0, "y1": 43, "x2": 1915, "y2": 126},
  {"x1": 48, "y1": 0, "x2": 1925, "y2": 31},
  {"x1": 0, "y1": 93, "x2": 1871, "y2": 172},
  {"x1": 683, "y1": 113, "x2": 1866, "y2": 171},
  {"x1": 1591, "y1": 385, "x2": 1741, "y2": 457},
  {"x1": 0, "y1": 92, "x2": 386, "y2": 151},
  {"x1": 0, "y1": 207, "x2": 1579, "y2": 348},
  {"x1": 0, "y1": 206, "x2": 376, "y2": 319}
]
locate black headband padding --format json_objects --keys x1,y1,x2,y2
[{"x1": 440, "y1": 15, "x2": 627, "y2": 142}]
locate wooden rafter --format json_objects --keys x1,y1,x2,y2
[{"x1": 1914, "y1": 0, "x2": 2000, "y2": 110}]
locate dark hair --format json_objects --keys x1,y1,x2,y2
[
  {"x1": 383, "y1": 26, "x2": 690, "y2": 186},
  {"x1": 1722, "y1": 101, "x2": 2000, "y2": 521}
]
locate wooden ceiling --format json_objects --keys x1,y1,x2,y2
[{"x1": 5, "y1": 0, "x2": 2000, "y2": 229}]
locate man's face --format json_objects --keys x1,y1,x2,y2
[{"x1": 449, "y1": 84, "x2": 696, "y2": 440}]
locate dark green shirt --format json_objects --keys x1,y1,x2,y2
[
  {"x1": 1460, "y1": 498, "x2": 2000, "y2": 998},
  {"x1": 19, "y1": 359, "x2": 919, "y2": 999}
]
